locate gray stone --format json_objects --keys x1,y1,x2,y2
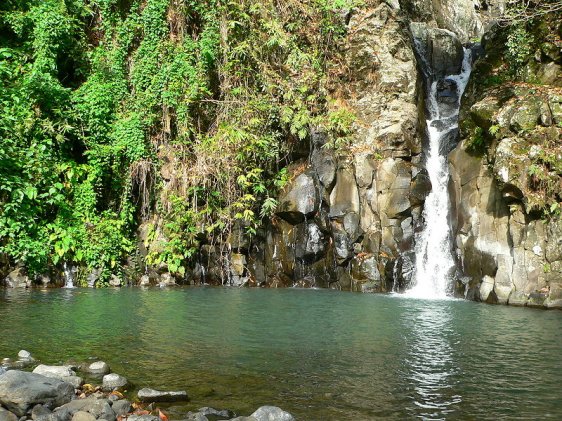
[
  {"x1": 0, "y1": 407, "x2": 18, "y2": 421},
  {"x1": 158, "y1": 273, "x2": 176, "y2": 287},
  {"x1": 276, "y1": 171, "x2": 319, "y2": 224},
  {"x1": 329, "y1": 168, "x2": 360, "y2": 218},
  {"x1": 185, "y1": 413, "x2": 208, "y2": 421},
  {"x1": 509, "y1": 99, "x2": 541, "y2": 132},
  {"x1": 4, "y1": 268, "x2": 30, "y2": 288},
  {"x1": 101, "y1": 373, "x2": 128, "y2": 392},
  {"x1": 86, "y1": 268, "x2": 102, "y2": 288},
  {"x1": 311, "y1": 148, "x2": 336, "y2": 190},
  {"x1": 410, "y1": 23, "x2": 464, "y2": 77},
  {"x1": 361, "y1": 281, "x2": 382, "y2": 293},
  {"x1": 32, "y1": 366, "x2": 76, "y2": 383},
  {"x1": 0, "y1": 367, "x2": 6, "y2": 376},
  {"x1": 31, "y1": 404, "x2": 51, "y2": 420},
  {"x1": 294, "y1": 223, "x2": 325, "y2": 262},
  {"x1": 351, "y1": 256, "x2": 380, "y2": 283},
  {"x1": 197, "y1": 407, "x2": 234, "y2": 418},
  {"x1": 83, "y1": 361, "x2": 110, "y2": 375},
  {"x1": 109, "y1": 400, "x2": 130, "y2": 417},
  {"x1": 250, "y1": 406, "x2": 295, "y2": 421},
  {"x1": 137, "y1": 388, "x2": 188, "y2": 403},
  {"x1": 230, "y1": 254, "x2": 246, "y2": 277},
  {"x1": 508, "y1": 291, "x2": 529, "y2": 306},
  {"x1": 54, "y1": 397, "x2": 115, "y2": 421},
  {"x1": 108, "y1": 275, "x2": 121, "y2": 287},
  {"x1": 70, "y1": 412, "x2": 95, "y2": 421},
  {"x1": 479, "y1": 276, "x2": 495, "y2": 303},
  {"x1": 33, "y1": 364, "x2": 76, "y2": 379},
  {"x1": 527, "y1": 292, "x2": 547, "y2": 308},
  {"x1": 0, "y1": 371, "x2": 74, "y2": 417},
  {"x1": 354, "y1": 153, "x2": 375, "y2": 188},
  {"x1": 139, "y1": 275, "x2": 150, "y2": 286},
  {"x1": 123, "y1": 416, "x2": 159, "y2": 421},
  {"x1": 17, "y1": 351, "x2": 32, "y2": 360}
]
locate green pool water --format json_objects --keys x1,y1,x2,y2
[{"x1": 0, "y1": 287, "x2": 561, "y2": 420}]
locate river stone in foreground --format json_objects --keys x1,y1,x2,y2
[
  {"x1": 32, "y1": 365, "x2": 83, "y2": 388},
  {"x1": 137, "y1": 388, "x2": 188, "y2": 402},
  {"x1": 125, "y1": 415, "x2": 159, "y2": 421},
  {"x1": 250, "y1": 406, "x2": 295, "y2": 421},
  {"x1": 54, "y1": 396, "x2": 116, "y2": 421},
  {"x1": 17, "y1": 350, "x2": 33, "y2": 360},
  {"x1": 110, "y1": 400, "x2": 131, "y2": 417},
  {"x1": 83, "y1": 361, "x2": 110, "y2": 375},
  {"x1": 0, "y1": 407, "x2": 18, "y2": 421},
  {"x1": 71, "y1": 411, "x2": 96, "y2": 421},
  {"x1": 0, "y1": 370, "x2": 74, "y2": 416},
  {"x1": 102, "y1": 373, "x2": 128, "y2": 391}
]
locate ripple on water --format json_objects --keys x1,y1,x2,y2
[{"x1": 0, "y1": 287, "x2": 561, "y2": 420}]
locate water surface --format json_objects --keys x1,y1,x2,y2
[{"x1": 0, "y1": 288, "x2": 561, "y2": 420}]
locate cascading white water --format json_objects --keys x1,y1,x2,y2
[
  {"x1": 63, "y1": 262, "x2": 75, "y2": 288},
  {"x1": 406, "y1": 49, "x2": 472, "y2": 299}
]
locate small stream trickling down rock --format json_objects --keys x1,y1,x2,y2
[{"x1": 406, "y1": 40, "x2": 473, "y2": 299}]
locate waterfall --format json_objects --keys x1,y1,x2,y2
[
  {"x1": 406, "y1": 48, "x2": 472, "y2": 299},
  {"x1": 63, "y1": 262, "x2": 75, "y2": 288}
]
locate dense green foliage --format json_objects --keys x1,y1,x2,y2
[{"x1": 0, "y1": 0, "x2": 357, "y2": 282}]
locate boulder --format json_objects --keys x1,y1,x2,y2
[
  {"x1": 294, "y1": 223, "x2": 325, "y2": 262},
  {"x1": 31, "y1": 404, "x2": 52, "y2": 420},
  {"x1": 17, "y1": 350, "x2": 32, "y2": 360},
  {"x1": 124, "y1": 416, "x2": 159, "y2": 421},
  {"x1": 110, "y1": 400, "x2": 131, "y2": 417},
  {"x1": 4, "y1": 268, "x2": 30, "y2": 288},
  {"x1": 158, "y1": 273, "x2": 176, "y2": 287},
  {"x1": 0, "y1": 407, "x2": 18, "y2": 421},
  {"x1": 276, "y1": 171, "x2": 319, "y2": 224},
  {"x1": 192, "y1": 407, "x2": 234, "y2": 419},
  {"x1": 101, "y1": 374, "x2": 128, "y2": 392},
  {"x1": 71, "y1": 412, "x2": 96, "y2": 421},
  {"x1": 108, "y1": 275, "x2": 121, "y2": 287},
  {"x1": 137, "y1": 388, "x2": 188, "y2": 403},
  {"x1": 83, "y1": 361, "x2": 110, "y2": 375},
  {"x1": 54, "y1": 396, "x2": 116, "y2": 421},
  {"x1": 410, "y1": 23, "x2": 464, "y2": 78},
  {"x1": 0, "y1": 370, "x2": 74, "y2": 416},
  {"x1": 329, "y1": 167, "x2": 360, "y2": 218},
  {"x1": 230, "y1": 254, "x2": 246, "y2": 277},
  {"x1": 200, "y1": 407, "x2": 234, "y2": 418},
  {"x1": 250, "y1": 406, "x2": 295, "y2": 421},
  {"x1": 32, "y1": 365, "x2": 82, "y2": 389},
  {"x1": 139, "y1": 275, "x2": 150, "y2": 286},
  {"x1": 311, "y1": 147, "x2": 336, "y2": 190},
  {"x1": 479, "y1": 276, "x2": 495, "y2": 303}
]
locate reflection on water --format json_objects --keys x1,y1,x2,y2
[
  {"x1": 402, "y1": 301, "x2": 462, "y2": 419},
  {"x1": 0, "y1": 288, "x2": 561, "y2": 420}
]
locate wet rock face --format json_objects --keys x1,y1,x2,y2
[
  {"x1": 410, "y1": 23, "x2": 464, "y2": 78},
  {"x1": 242, "y1": 4, "x2": 423, "y2": 292},
  {"x1": 276, "y1": 171, "x2": 320, "y2": 224},
  {"x1": 3, "y1": 267, "x2": 30, "y2": 288},
  {"x1": 401, "y1": 0, "x2": 492, "y2": 43},
  {"x1": 449, "y1": 20, "x2": 562, "y2": 307}
]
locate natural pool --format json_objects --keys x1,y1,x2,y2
[{"x1": 1, "y1": 287, "x2": 561, "y2": 420}]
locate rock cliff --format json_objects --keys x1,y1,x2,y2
[{"x1": 449, "y1": 15, "x2": 562, "y2": 308}]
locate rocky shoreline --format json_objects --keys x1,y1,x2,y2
[{"x1": 0, "y1": 351, "x2": 295, "y2": 421}]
